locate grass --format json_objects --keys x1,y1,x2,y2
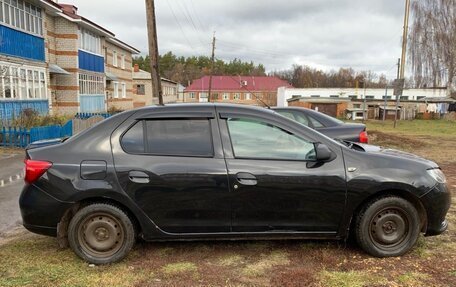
[
  {"x1": 398, "y1": 272, "x2": 429, "y2": 286},
  {"x1": 0, "y1": 119, "x2": 455, "y2": 286},
  {"x1": 365, "y1": 119, "x2": 456, "y2": 138},
  {"x1": 161, "y1": 262, "x2": 198, "y2": 276},
  {"x1": 0, "y1": 236, "x2": 151, "y2": 287},
  {"x1": 242, "y1": 251, "x2": 290, "y2": 277},
  {"x1": 319, "y1": 270, "x2": 386, "y2": 287}
]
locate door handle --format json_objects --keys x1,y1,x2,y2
[
  {"x1": 236, "y1": 172, "x2": 257, "y2": 186},
  {"x1": 128, "y1": 171, "x2": 150, "y2": 184}
]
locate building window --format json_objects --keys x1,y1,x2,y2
[
  {"x1": 382, "y1": 96, "x2": 392, "y2": 100},
  {"x1": 0, "y1": 0, "x2": 43, "y2": 36},
  {"x1": 79, "y1": 28, "x2": 101, "y2": 55},
  {"x1": 0, "y1": 63, "x2": 46, "y2": 99},
  {"x1": 79, "y1": 73, "x2": 104, "y2": 95},
  {"x1": 234, "y1": 93, "x2": 240, "y2": 100},
  {"x1": 349, "y1": 95, "x2": 357, "y2": 100},
  {"x1": 112, "y1": 51, "x2": 118, "y2": 67},
  {"x1": 121, "y1": 82, "x2": 126, "y2": 98},
  {"x1": 113, "y1": 81, "x2": 119, "y2": 98},
  {"x1": 121, "y1": 54, "x2": 125, "y2": 69},
  {"x1": 330, "y1": 95, "x2": 340, "y2": 98},
  {"x1": 401, "y1": 96, "x2": 409, "y2": 101},
  {"x1": 223, "y1": 93, "x2": 229, "y2": 100},
  {"x1": 311, "y1": 95, "x2": 320, "y2": 98},
  {"x1": 188, "y1": 92, "x2": 195, "y2": 99},
  {"x1": 136, "y1": 84, "x2": 145, "y2": 95},
  {"x1": 365, "y1": 95, "x2": 375, "y2": 100},
  {"x1": 245, "y1": 93, "x2": 252, "y2": 100}
]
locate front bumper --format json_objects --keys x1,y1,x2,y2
[
  {"x1": 420, "y1": 182, "x2": 451, "y2": 236},
  {"x1": 19, "y1": 184, "x2": 73, "y2": 237}
]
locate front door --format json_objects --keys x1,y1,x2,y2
[
  {"x1": 112, "y1": 115, "x2": 231, "y2": 234},
  {"x1": 220, "y1": 115, "x2": 347, "y2": 233}
]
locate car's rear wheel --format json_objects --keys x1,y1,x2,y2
[
  {"x1": 68, "y1": 203, "x2": 136, "y2": 264},
  {"x1": 355, "y1": 196, "x2": 420, "y2": 257}
]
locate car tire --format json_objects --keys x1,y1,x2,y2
[
  {"x1": 68, "y1": 203, "x2": 136, "y2": 264},
  {"x1": 355, "y1": 196, "x2": 420, "y2": 257}
]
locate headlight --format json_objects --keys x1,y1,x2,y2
[{"x1": 427, "y1": 169, "x2": 447, "y2": 184}]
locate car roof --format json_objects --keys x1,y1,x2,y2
[
  {"x1": 134, "y1": 103, "x2": 276, "y2": 116},
  {"x1": 272, "y1": 106, "x2": 344, "y2": 127}
]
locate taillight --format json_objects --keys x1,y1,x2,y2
[
  {"x1": 359, "y1": 130, "x2": 369, "y2": 144},
  {"x1": 24, "y1": 159, "x2": 52, "y2": 184}
]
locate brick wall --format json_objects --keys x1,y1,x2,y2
[
  {"x1": 289, "y1": 100, "x2": 348, "y2": 118},
  {"x1": 105, "y1": 41, "x2": 134, "y2": 111},
  {"x1": 46, "y1": 15, "x2": 80, "y2": 115}
]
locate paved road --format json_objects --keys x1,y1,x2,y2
[{"x1": 0, "y1": 152, "x2": 25, "y2": 236}]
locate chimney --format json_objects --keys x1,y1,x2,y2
[
  {"x1": 134, "y1": 64, "x2": 139, "y2": 72},
  {"x1": 60, "y1": 4, "x2": 78, "y2": 15}
]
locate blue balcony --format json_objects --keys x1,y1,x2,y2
[
  {"x1": 79, "y1": 50, "x2": 104, "y2": 73},
  {"x1": 80, "y1": 95, "x2": 105, "y2": 113},
  {"x1": 0, "y1": 25, "x2": 45, "y2": 62}
]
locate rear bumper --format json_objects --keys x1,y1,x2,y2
[
  {"x1": 19, "y1": 184, "x2": 73, "y2": 237},
  {"x1": 421, "y1": 183, "x2": 451, "y2": 236}
]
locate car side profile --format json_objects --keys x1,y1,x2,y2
[
  {"x1": 20, "y1": 104, "x2": 450, "y2": 264},
  {"x1": 272, "y1": 106, "x2": 369, "y2": 143}
]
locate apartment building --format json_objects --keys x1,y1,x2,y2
[
  {"x1": 132, "y1": 64, "x2": 178, "y2": 106},
  {"x1": 0, "y1": 0, "x2": 139, "y2": 120}
]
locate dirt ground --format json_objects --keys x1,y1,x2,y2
[{"x1": 0, "y1": 120, "x2": 455, "y2": 287}]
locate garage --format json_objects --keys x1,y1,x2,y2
[{"x1": 311, "y1": 103, "x2": 338, "y2": 117}]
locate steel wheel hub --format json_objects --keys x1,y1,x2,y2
[
  {"x1": 78, "y1": 213, "x2": 124, "y2": 257},
  {"x1": 370, "y1": 208, "x2": 409, "y2": 247}
]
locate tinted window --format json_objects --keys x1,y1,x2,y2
[
  {"x1": 308, "y1": 116, "x2": 325, "y2": 128},
  {"x1": 145, "y1": 119, "x2": 213, "y2": 157},
  {"x1": 227, "y1": 118, "x2": 316, "y2": 161},
  {"x1": 277, "y1": 111, "x2": 310, "y2": 126},
  {"x1": 122, "y1": 121, "x2": 145, "y2": 153}
]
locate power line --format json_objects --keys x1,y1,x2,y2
[
  {"x1": 174, "y1": 0, "x2": 206, "y2": 46},
  {"x1": 165, "y1": 0, "x2": 196, "y2": 50},
  {"x1": 189, "y1": 0, "x2": 206, "y2": 33}
]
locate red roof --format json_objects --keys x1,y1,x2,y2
[{"x1": 185, "y1": 76, "x2": 293, "y2": 92}]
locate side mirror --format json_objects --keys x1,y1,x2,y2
[{"x1": 315, "y1": 143, "x2": 333, "y2": 161}]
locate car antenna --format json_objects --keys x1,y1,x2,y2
[{"x1": 226, "y1": 74, "x2": 271, "y2": 109}]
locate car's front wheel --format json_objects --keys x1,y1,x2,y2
[
  {"x1": 68, "y1": 203, "x2": 136, "y2": 264},
  {"x1": 355, "y1": 196, "x2": 420, "y2": 257}
]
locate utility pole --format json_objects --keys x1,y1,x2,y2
[
  {"x1": 383, "y1": 84, "x2": 388, "y2": 122},
  {"x1": 362, "y1": 80, "x2": 367, "y2": 123},
  {"x1": 208, "y1": 32, "x2": 216, "y2": 103},
  {"x1": 394, "y1": 0, "x2": 411, "y2": 128},
  {"x1": 145, "y1": 0, "x2": 163, "y2": 105}
]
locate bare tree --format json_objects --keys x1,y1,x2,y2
[{"x1": 409, "y1": 0, "x2": 456, "y2": 97}]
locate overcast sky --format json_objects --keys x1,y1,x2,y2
[{"x1": 69, "y1": 0, "x2": 406, "y2": 78}]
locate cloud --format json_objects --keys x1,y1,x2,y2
[{"x1": 70, "y1": 0, "x2": 407, "y2": 77}]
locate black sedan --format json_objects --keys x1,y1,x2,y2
[
  {"x1": 20, "y1": 104, "x2": 450, "y2": 264},
  {"x1": 273, "y1": 107, "x2": 368, "y2": 143}
]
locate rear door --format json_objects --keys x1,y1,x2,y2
[{"x1": 111, "y1": 107, "x2": 231, "y2": 234}]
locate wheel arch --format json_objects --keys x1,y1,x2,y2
[
  {"x1": 346, "y1": 189, "x2": 428, "y2": 239},
  {"x1": 57, "y1": 196, "x2": 145, "y2": 248}
]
